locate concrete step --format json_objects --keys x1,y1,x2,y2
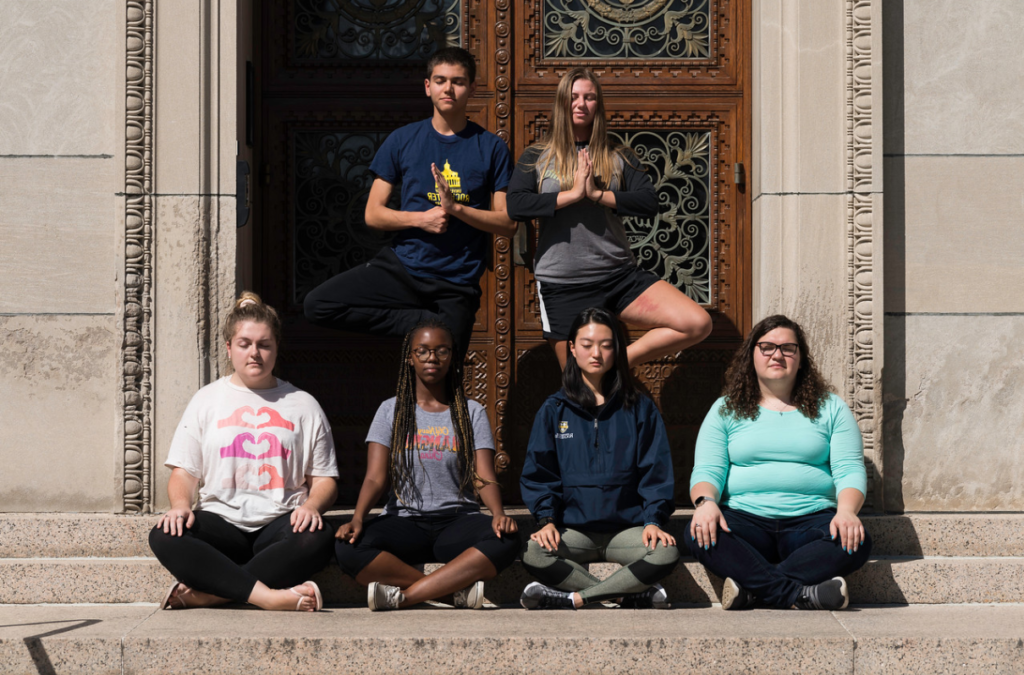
[
  {"x1": 3, "y1": 555, "x2": 1023, "y2": 606},
  {"x1": 4, "y1": 511, "x2": 1024, "y2": 558},
  {"x1": 2, "y1": 603, "x2": 1022, "y2": 675}
]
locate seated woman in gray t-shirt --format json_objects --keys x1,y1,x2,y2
[
  {"x1": 507, "y1": 67, "x2": 712, "y2": 369},
  {"x1": 335, "y1": 319, "x2": 520, "y2": 610}
]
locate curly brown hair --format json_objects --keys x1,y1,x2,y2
[{"x1": 720, "y1": 315, "x2": 833, "y2": 421}]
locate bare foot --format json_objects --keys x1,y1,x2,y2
[
  {"x1": 246, "y1": 580, "x2": 322, "y2": 611},
  {"x1": 281, "y1": 583, "x2": 319, "y2": 612}
]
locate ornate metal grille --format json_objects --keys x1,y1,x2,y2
[
  {"x1": 292, "y1": 131, "x2": 398, "y2": 303},
  {"x1": 542, "y1": 0, "x2": 710, "y2": 60},
  {"x1": 294, "y1": 0, "x2": 462, "y2": 61},
  {"x1": 612, "y1": 130, "x2": 712, "y2": 304}
]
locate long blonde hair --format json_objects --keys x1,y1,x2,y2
[{"x1": 534, "y1": 68, "x2": 626, "y2": 190}]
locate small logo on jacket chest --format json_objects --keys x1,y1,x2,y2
[{"x1": 555, "y1": 420, "x2": 573, "y2": 439}]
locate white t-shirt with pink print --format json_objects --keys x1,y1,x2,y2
[{"x1": 165, "y1": 377, "x2": 339, "y2": 531}]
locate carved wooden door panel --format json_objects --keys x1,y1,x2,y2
[
  {"x1": 256, "y1": 0, "x2": 750, "y2": 505},
  {"x1": 257, "y1": 0, "x2": 509, "y2": 504},
  {"x1": 504, "y1": 0, "x2": 751, "y2": 503}
]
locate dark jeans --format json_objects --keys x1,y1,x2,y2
[
  {"x1": 149, "y1": 510, "x2": 335, "y2": 603},
  {"x1": 303, "y1": 246, "x2": 481, "y2": 353},
  {"x1": 335, "y1": 512, "x2": 521, "y2": 578},
  {"x1": 684, "y1": 506, "x2": 872, "y2": 608}
]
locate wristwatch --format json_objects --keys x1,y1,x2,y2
[
  {"x1": 693, "y1": 496, "x2": 716, "y2": 508},
  {"x1": 538, "y1": 517, "x2": 555, "y2": 527}
]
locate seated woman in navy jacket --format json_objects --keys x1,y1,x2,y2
[{"x1": 519, "y1": 307, "x2": 679, "y2": 609}]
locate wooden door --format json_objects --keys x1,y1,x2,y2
[{"x1": 255, "y1": 0, "x2": 750, "y2": 505}]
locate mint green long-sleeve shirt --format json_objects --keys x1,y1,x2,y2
[{"x1": 689, "y1": 394, "x2": 866, "y2": 519}]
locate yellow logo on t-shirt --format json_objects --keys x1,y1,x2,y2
[
  {"x1": 559, "y1": 421, "x2": 569, "y2": 433},
  {"x1": 428, "y1": 160, "x2": 471, "y2": 205}
]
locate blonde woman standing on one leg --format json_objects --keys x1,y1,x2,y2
[{"x1": 507, "y1": 68, "x2": 712, "y2": 369}]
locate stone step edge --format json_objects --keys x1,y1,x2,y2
[
  {"x1": 4, "y1": 511, "x2": 1024, "y2": 558},
  {"x1": 3, "y1": 557, "x2": 1024, "y2": 605}
]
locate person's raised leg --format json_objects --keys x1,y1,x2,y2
[
  {"x1": 578, "y1": 526, "x2": 680, "y2": 604},
  {"x1": 684, "y1": 507, "x2": 804, "y2": 608},
  {"x1": 618, "y1": 280, "x2": 712, "y2": 366},
  {"x1": 303, "y1": 247, "x2": 431, "y2": 338},
  {"x1": 428, "y1": 278, "x2": 482, "y2": 357},
  {"x1": 548, "y1": 338, "x2": 568, "y2": 370},
  {"x1": 148, "y1": 510, "x2": 259, "y2": 608}
]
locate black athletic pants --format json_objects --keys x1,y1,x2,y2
[
  {"x1": 335, "y1": 512, "x2": 521, "y2": 578},
  {"x1": 303, "y1": 247, "x2": 481, "y2": 353},
  {"x1": 148, "y1": 510, "x2": 335, "y2": 603}
]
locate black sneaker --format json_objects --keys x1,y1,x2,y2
[
  {"x1": 720, "y1": 577, "x2": 757, "y2": 610},
  {"x1": 619, "y1": 583, "x2": 669, "y2": 609},
  {"x1": 520, "y1": 582, "x2": 576, "y2": 610},
  {"x1": 794, "y1": 577, "x2": 849, "y2": 610}
]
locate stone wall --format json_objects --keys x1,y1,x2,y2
[
  {"x1": 882, "y1": 0, "x2": 1024, "y2": 511},
  {"x1": 0, "y1": 0, "x2": 123, "y2": 511}
]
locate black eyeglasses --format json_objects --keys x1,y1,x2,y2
[
  {"x1": 412, "y1": 346, "x2": 452, "y2": 361},
  {"x1": 756, "y1": 342, "x2": 799, "y2": 357}
]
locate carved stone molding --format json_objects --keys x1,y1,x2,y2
[
  {"x1": 123, "y1": 0, "x2": 155, "y2": 513},
  {"x1": 845, "y1": 0, "x2": 879, "y2": 504}
]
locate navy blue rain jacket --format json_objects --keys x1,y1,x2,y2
[{"x1": 520, "y1": 389, "x2": 675, "y2": 532}]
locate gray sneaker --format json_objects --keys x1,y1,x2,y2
[
  {"x1": 520, "y1": 581, "x2": 575, "y2": 610},
  {"x1": 368, "y1": 581, "x2": 404, "y2": 611},
  {"x1": 794, "y1": 577, "x2": 849, "y2": 610},
  {"x1": 453, "y1": 580, "x2": 485, "y2": 609},
  {"x1": 619, "y1": 583, "x2": 669, "y2": 609}
]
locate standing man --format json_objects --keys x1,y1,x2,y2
[{"x1": 304, "y1": 47, "x2": 515, "y2": 354}]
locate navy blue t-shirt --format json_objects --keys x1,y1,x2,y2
[{"x1": 369, "y1": 118, "x2": 513, "y2": 285}]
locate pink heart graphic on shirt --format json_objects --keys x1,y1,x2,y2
[
  {"x1": 217, "y1": 406, "x2": 295, "y2": 431},
  {"x1": 242, "y1": 410, "x2": 271, "y2": 427},
  {"x1": 219, "y1": 433, "x2": 292, "y2": 461},
  {"x1": 222, "y1": 463, "x2": 285, "y2": 491}
]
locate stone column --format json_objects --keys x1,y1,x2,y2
[
  {"x1": 123, "y1": 0, "x2": 242, "y2": 512},
  {"x1": 751, "y1": 0, "x2": 884, "y2": 505}
]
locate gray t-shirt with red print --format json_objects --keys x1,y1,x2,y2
[
  {"x1": 165, "y1": 377, "x2": 339, "y2": 531},
  {"x1": 366, "y1": 397, "x2": 494, "y2": 517}
]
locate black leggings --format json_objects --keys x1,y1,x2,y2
[
  {"x1": 149, "y1": 510, "x2": 335, "y2": 603},
  {"x1": 335, "y1": 512, "x2": 521, "y2": 578},
  {"x1": 303, "y1": 246, "x2": 481, "y2": 353}
]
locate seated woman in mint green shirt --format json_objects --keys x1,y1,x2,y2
[{"x1": 686, "y1": 314, "x2": 871, "y2": 611}]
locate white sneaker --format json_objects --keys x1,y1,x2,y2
[
  {"x1": 453, "y1": 580, "x2": 485, "y2": 609},
  {"x1": 368, "y1": 581, "x2": 404, "y2": 611}
]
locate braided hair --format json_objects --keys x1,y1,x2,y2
[{"x1": 388, "y1": 319, "x2": 486, "y2": 504}]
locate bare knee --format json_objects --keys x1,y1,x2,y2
[{"x1": 685, "y1": 307, "x2": 713, "y2": 340}]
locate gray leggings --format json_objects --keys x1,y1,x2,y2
[{"x1": 522, "y1": 526, "x2": 680, "y2": 603}]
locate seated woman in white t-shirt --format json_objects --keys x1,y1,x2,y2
[
  {"x1": 149, "y1": 292, "x2": 339, "y2": 611},
  {"x1": 335, "y1": 319, "x2": 520, "y2": 610}
]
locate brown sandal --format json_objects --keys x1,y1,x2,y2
[{"x1": 160, "y1": 582, "x2": 188, "y2": 610}]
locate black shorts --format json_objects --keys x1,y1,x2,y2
[
  {"x1": 335, "y1": 512, "x2": 521, "y2": 577},
  {"x1": 535, "y1": 264, "x2": 660, "y2": 340}
]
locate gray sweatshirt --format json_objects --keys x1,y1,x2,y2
[{"x1": 506, "y1": 145, "x2": 658, "y2": 284}]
